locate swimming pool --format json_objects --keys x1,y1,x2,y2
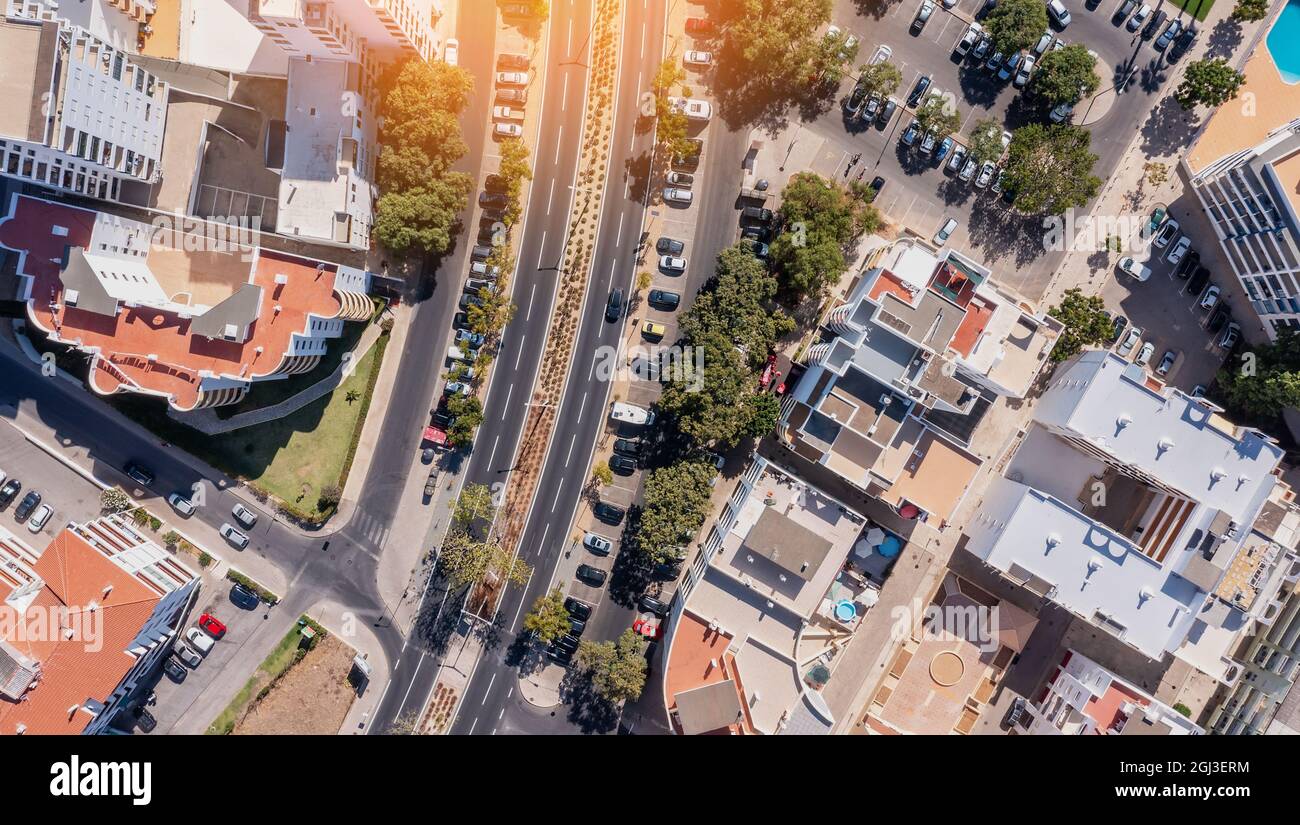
[{"x1": 1269, "y1": 0, "x2": 1300, "y2": 84}]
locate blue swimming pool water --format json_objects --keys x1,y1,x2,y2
[{"x1": 1269, "y1": 0, "x2": 1300, "y2": 84}]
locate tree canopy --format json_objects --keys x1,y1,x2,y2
[
  {"x1": 985, "y1": 0, "x2": 1049, "y2": 55},
  {"x1": 1031, "y1": 44, "x2": 1100, "y2": 107},
  {"x1": 1216, "y1": 329, "x2": 1300, "y2": 419},
  {"x1": 575, "y1": 629, "x2": 648, "y2": 704},
  {"x1": 769, "y1": 172, "x2": 880, "y2": 300},
  {"x1": 523, "y1": 588, "x2": 571, "y2": 643},
  {"x1": 1176, "y1": 59, "x2": 1246, "y2": 110},
  {"x1": 1002, "y1": 124, "x2": 1101, "y2": 215},
  {"x1": 1047, "y1": 288, "x2": 1111, "y2": 363},
  {"x1": 634, "y1": 459, "x2": 717, "y2": 563}
]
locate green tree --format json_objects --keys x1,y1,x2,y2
[
  {"x1": 856, "y1": 60, "x2": 902, "y2": 100},
  {"x1": 453, "y1": 483, "x2": 496, "y2": 527},
  {"x1": 726, "y1": 0, "x2": 834, "y2": 84},
  {"x1": 496, "y1": 137, "x2": 533, "y2": 226},
  {"x1": 438, "y1": 532, "x2": 530, "y2": 590},
  {"x1": 967, "y1": 117, "x2": 1006, "y2": 165},
  {"x1": 768, "y1": 172, "x2": 875, "y2": 300},
  {"x1": 1002, "y1": 124, "x2": 1101, "y2": 215},
  {"x1": 1031, "y1": 44, "x2": 1099, "y2": 106},
  {"x1": 985, "y1": 0, "x2": 1049, "y2": 55},
  {"x1": 373, "y1": 179, "x2": 474, "y2": 257},
  {"x1": 652, "y1": 57, "x2": 694, "y2": 160},
  {"x1": 1047, "y1": 288, "x2": 1112, "y2": 363},
  {"x1": 1216, "y1": 330, "x2": 1300, "y2": 418},
  {"x1": 914, "y1": 95, "x2": 961, "y2": 140},
  {"x1": 591, "y1": 461, "x2": 614, "y2": 487},
  {"x1": 446, "y1": 395, "x2": 485, "y2": 449},
  {"x1": 634, "y1": 459, "x2": 716, "y2": 563},
  {"x1": 1232, "y1": 0, "x2": 1269, "y2": 21},
  {"x1": 523, "y1": 588, "x2": 570, "y2": 642},
  {"x1": 575, "y1": 629, "x2": 648, "y2": 703},
  {"x1": 1176, "y1": 59, "x2": 1246, "y2": 110},
  {"x1": 100, "y1": 486, "x2": 132, "y2": 513}
]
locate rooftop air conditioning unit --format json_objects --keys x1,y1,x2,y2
[{"x1": 275, "y1": 273, "x2": 288, "y2": 285}]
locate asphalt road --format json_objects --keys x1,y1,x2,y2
[{"x1": 447, "y1": 0, "x2": 667, "y2": 735}]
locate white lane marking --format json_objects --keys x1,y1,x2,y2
[
  {"x1": 606, "y1": 257, "x2": 616, "y2": 292},
  {"x1": 468, "y1": 717, "x2": 478, "y2": 734},
  {"x1": 503, "y1": 383, "x2": 514, "y2": 416},
  {"x1": 576, "y1": 389, "x2": 588, "y2": 423},
  {"x1": 554, "y1": 125, "x2": 563, "y2": 164},
  {"x1": 525, "y1": 282, "x2": 537, "y2": 320},
  {"x1": 537, "y1": 523, "x2": 550, "y2": 557},
  {"x1": 482, "y1": 672, "x2": 496, "y2": 704},
  {"x1": 537, "y1": 230, "x2": 548, "y2": 266},
  {"x1": 562, "y1": 72, "x2": 569, "y2": 110},
  {"x1": 488, "y1": 435, "x2": 500, "y2": 468},
  {"x1": 516, "y1": 336, "x2": 526, "y2": 368},
  {"x1": 396, "y1": 650, "x2": 426, "y2": 715},
  {"x1": 568, "y1": 16, "x2": 573, "y2": 54},
  {"x1": 564, "y1": 433, "x2": 577, "y2": 467},
  {"x1": 552, "y1": 485, "x2": 563, "y2": 512},
  {"x1": 616, "y1": 211, "x2": 625, "y2": 248},
  {"x1": 508, "y1": 566, "x2": 536, "y2": 631},
  {"x1": 547, "y1": 178, "x2": 556, "y2": 213}
]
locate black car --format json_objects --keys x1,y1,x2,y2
[
  {"x1": 230, "y1": 582, "x2": 260, "y2": 610},
  {"x1": 1208, "y1": 305, "x2": 1231, "y2": 333},
  {"x1": 576, "y1": 564, "x2": 607, "y2": 586},
  {"x1": 1003, "y1": 696, "x2": 1027, "y2": 728},
  {"x1": 0, "y1": 478, "x2": 20, "y2": 508},
  {"x1": 609, "y1": 454, "x2": 638, "y2": 474},
  {"x1": 556, "y1": 634, "x2": 581, "y2": 652},
  {"x1": 162, "y1": 656, "x2": 188, "y2": 683},
  {"x1": 907, "y1": 75, "x2": 932, "y2": 108},
  {"x1": 484, "y1": 174, "x2": 508, "y2": 193},
  {"x1": 1187, "y1": 265, "x2": 1211, "y2": 296},
  {"x1": 1141, "y1": 9, "x2": 1167, "y2": 40},
  {"x1": 568, "y1": 616, "x2": 586, "y2": 636},
  {"x1": 740, "y1": 206, "x2": 773, "y2": 224},
  {"x1": 124, "y1": 462, "x2": 154, "y2": 487},
  {"x1": 1113, "y1": 0, "x2": 1137, "y2": 23},
  {"x1": 613, "y1": 438, "x2": 643, "y2": 456},
  {"x1": 497, "y1": 52, "x2": 530, "y2": 69},
  {"x1": 740, "y1": 224, "x2": 772, "y2": 243},
  {"x1": 594, "y1": 501, "x2": 626, "y2": 524},
  {"x1": 877, "y1": 98, "x2": 897, "y2": 126},
  {"x1": 653, "y1": 560, "x2": 682, "y2": 580},
  {"x1": 1168, "y1": 25, "x2": 1196, "y2": 62},
  {"x1": 656, "y1": 237, "x2": 685, "y2": 255},
  {"x1": 1173, "y1": 249, "x2": 1200, "y2": 279},
  {"x1": 565, "y1": 597, "x2": 592, "y2": 620},
  {"x1": 546, "y1": 645, "x2": 573, "y2": 664},
  {"x1": 479, "y1": 191, "x2": 509, "y2": 209},
  {"x1": 648, "y1": 289, "x2": 681, "y2": 310},
  {"x1": 14, "y1": 490, "x2": 41, "y2": 522},
  {"x1": 133, "y1": 705, "x2": 157, "y2": 733},
  {"x1": 868, "y1": 176, "x2": 886, "y2": 199},
  {"x1": 606, "y1": 288, "x2": 624, "y2": 322},
  {"x1": 640, "y1": 595, "x2": 669, "y2": 616},
  {"x1": 1109, "y1": 314, "x2": 1128, "y2": 345}
]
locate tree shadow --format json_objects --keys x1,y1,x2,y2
[
  {"x1": 1137, "y1": 94, "x2": 1199, "y2": 158},
  {"x1": 851, "y1": 0, "x2": 906, "y2": 19},
  {"x1": 965, "y1": 199, "x2": 1053, "y2": 270},
  {"x1": 623, "y1": 147, "x2": 652, "y2": 205},
  {"x1": 1205, "y1": 18, "x2": 1244, "y2": 60},
  {"x1": 559, "y1": 669, "x2": 620, "y2": 734}
]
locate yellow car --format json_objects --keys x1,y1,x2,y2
[{"x1": 641, "y1": 321, "x2": 667, "y2": 339}]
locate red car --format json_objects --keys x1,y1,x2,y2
[
  {"x1": 198, "y1": 613, "x2": 227, "y2": 639},
  {"x1": 684, "y1": 17, "x2": 715, "y2": 35}
]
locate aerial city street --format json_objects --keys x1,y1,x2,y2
[{"x1": 1, "y1": 0, "x2": 1300, "y2": 760}]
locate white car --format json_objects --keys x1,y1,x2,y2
[
  {"x1": 444, "y1": 38, "x2": 459, "y2": 66},
  {"x1": 663, "y1": 186, "x2": 693, "y2": 205},
  {"x1": 232, "y1": 502, "x2": 258, "y2": 528},
  {"x1": 659, "y1": 255, "x2": 687, "y2": 272},
  {"x1": 954, "y1": 23, "x2": 983, "y2": 56},
  {"x1": 1135, "y1": 341, "x2": 1155, "y2": 367},
  {"x1": 167, "y1": 492, "x2": 195, "y2": 516},
  {"x1": 494, "y1": 122, "x2": 523, "y2": 138},
  {"x1": 185, "y1": 627, "x2": 215, "y2": 655},
  {"x1": 220, "y1": 523, "x2": 249, "y2": 549},
  {"x1": 933, "y1": 218, "x2": 958, "y2": 246},
  {"x1": 1015, "y1": 54, "x2": 1036, "y2": 87},
  {"x1": 583, "y1": 532, "x2": 613, "y2": 555},
  {"x1": 26, "y1": 504, "x2": 52, "y2": 534},
  {"x1": 667, "y1": 96, "x2": 712, "y2": 121},
  {"x1": 870, "y1": 44, "x2": 892, "y2": 65},
  {"x1": 492, "y1": 105, "x2": 524, "y2": 121},
  {"x1": 1118, "y1": 327, "x2": 1142, "y2": 356},
  {"x1": 1118, "y1": 256, "x2": 1152, "y2": 282},
  {"x1": 1167, "y1": 236, "x2": 1192, "y2": 265},
  {"x1": 1153, "y1": 218, "x2": 1180, "y2": 248},
  {"x1": 495, "y1": 71, "x2": 528, "y2": 86},
  {"x1": 1200, "y1": 285, "x2": 1221, "y2": 310},
  {"x1": 975, "y1": 161, "x2": 996, "y2": 188},
  {"x1": 683, "y1": 50, "x2": 713, "y2": 67}
]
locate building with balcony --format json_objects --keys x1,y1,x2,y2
[
  {"x1": 0, "y1": 13, "x2": 167, "y2": 204},
  {"x1": 246, "y1": 0, "x2": 441, "y2": 64},
  {"x1": 1, "y1": 193, "x2": 373, "y2": 411},
  {"x1": 7, "y1": 0, "x2": 151, "y2": 53},
  {"x1": 964, "y1": 349, "x2": 1296, "y2": 680},
  {"x1": 1183, "y1": 6, "x2": 1300, "y2": 339},
  {"x1": 0, "y1": 515, "x2": 198, "y2": 735},
  {"x1": 1028, "y1": 650, "x2": 1203, "y2": 735}
]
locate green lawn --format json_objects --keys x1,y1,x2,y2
[
  {"x1": 206, "y1": 619, "x2": 314, "y2": 735},
  {"x1": 1170, "y1": 0, "x2": 1216, "y2": 21},
  {"x1": 216, "y1": 323, "x2": 366, "y2": 417}
]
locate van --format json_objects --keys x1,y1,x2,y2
[
  {"x1": 610, "y1": 402, "x2": 655, "y2": 426},
  {"x1": 741, "y1": 206, "x2": 773, "y2": 223}
]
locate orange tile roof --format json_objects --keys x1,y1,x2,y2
[
  {"x1": 868, "y1": 269, "x2": 918, "y2": 304},
  {"x1": 0, "y1": 196, "x2": 348, "y2": 410},
  {"x1": 949, "y1": 297, "x2": 993, "y2": 359},
  {"x1": 664, "y1": 612, "x2": 751, "y2": 735},
  {"x1": 0, "y1": 529, "x2": 163, "y2": 735}
]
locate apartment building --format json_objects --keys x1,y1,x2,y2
[
  {"x1": 246, "y1": 0, "x2": 441, "y2": 64},
  {"x1": 7, "y1": 0, "x2": 150, "y2": 52},
  {"x1": 965, "y1": 350, "x2": 1296, "y2": 685},
  {"x1": 0, "y1": 13, "x2": 167, "y2": 204},
  {"x1": 0, "y1": 516, "x2": 198, "y2": 735},
  {"x1": 777, "y1": 239, "x2": 1059, "y2": 527},
  {"x1": 1, "y1": 193, "x2": 373, "y2": 411},
  {"x1": 1028, "y1": 650, "x2": 1203, "y2": 735}
]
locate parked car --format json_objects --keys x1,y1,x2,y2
[
  {"x1": 919, "y1": 129, "x2": 937, "y2": 155},
  {"x1": 594, "y1": 501, "x2": 626, "y2": 524},
  {"x1": 501, "y1": 2, "x2": 535, "y2": 16},
  {"x1": 1033, "y1": 32, "x2": 1052, "y2": 56},
  {"x1": 565, "y1": 597, "x2": 592, "y2": 620},
  {"x1": 663, "y1": 186, "x2": 693, "y2": 205},
  {"x1": 878, "y1": 98, "x2": 898, "y2": 126},
  {"x1": 907, "y1": 75, "x2": 932, "y2": 107},
  {"x1": 1220, "y1": 322, "x2": 1241, "y2": 350},
  {"x1": 495, "y1": 71, "x2": 528, "y2": 86},
  {"x1": 998, "y1": 51, "x2": 1022, "y2": 82},
  {"x1": 610, "y1": 454, "x2": 639, "y2": 474},
  {"x1": 26, "y1": 504, "x2": 52, "y2": 533},
  {"x1": 1114, "y1": 0, "x2": 1138, "y2": 22},
  {"x1": 134, "y1": 706, "x2": 157, "y2": 733},
  {"x1": 1003, "y1": 697, "x2": 1027, "y2": 729},
  {"x1": 1118, "y1": 326, "x2": 1143, "y2": 357},
  {"x1": 659, "y1": 255, "x2": 687, "y2": 273},
  {"x1": 1127, "y1": 4, "x2": 1150, "y2": 32},
  {"x1": 1174, "y1": 249, "x2": 1200, "y2": 279},
  {"x1": 666, "y1": 171, "x2": 694, "y2": 186},
  {"x1": 933, "y1": 218, "x2": 959, "y2": 246},
  {"x1": 0, "y1": 479, "x2": 19, "y2": 508},
  {"x1": 913, "y1": 0, "x2": 936, "y2": 30},
  {"x1": 1109, "y1": 314, "x2": 1129, "y2": 345},
  {"x1": 975, "y1": 161, "x2": 996, "y2": 188},
  {"x1": 741, "y1": 206, "x2": 773, "y2": 223},
  {"x1": 230, "y1": 582, "x2": 260, "y2": 610},
  {"x1": 576, "y1": 564, "x2": 607, "y2": 586},
  {"x1": 1187, "y1": 265, "x2": 1211, "y2": 296},
  {"x1": 1207, "y1": 305, "x2": 1231, "y2": 333},
  {"x1": 124, "y1": 462, "x2": 155, "y2": 487},
  {"x1": 1169, "y1": 25, "x2": 1197, "y2": 61},
  {"x1": 479, "y1": 191, "x2": 510, "y2": 209},
  {"x1": 199, "y1": 613, "x2": 227, "y2": 639},
  {"x1": 959, "y1": 157, "x2": 978, "y2": 182},
  {"x1": 1156, "y1": 350, "x2": 1177, "y2": 376},
  {"x1": 648, "y1": 289, "x2": 681, "y2": 309},
  {"x1": 1050, "y1": 101, "x2": 1074, "y2": 123},
  {"x1": 900, "y1": 120, "x2": 920, "y2": 147},
  {"x1": 1200, "y1": 285, "x2": 1221, "y2": 310},
  {"x1": 1118, "y1": 256, "x2": 1152, "y2": 282},
  {"x1": 231, "y1": 502, "x2": 258, "y2": 529},
  {"x1": 185, "y1": 626, "x2": 215, "y2": 655},
  {"x1": 14, "y1": 491, "x2": 41, "y2": 522},
  {"x1": 1135, "y1": 341, "x2": 1156, "y2": 367},
  {"x1": 613, "y1": 438, "x2": 643, "y2": 456},
  {"x1": 1142, "y1": 9, "x2": 1167, "y2": 40},
  {"x1": 641, "y1": 321, "x2": 666, "y2": 339},
  {"x1": 495, "y1": 87, "x2": 527, "y2": 104},
  {"x1": 1047, "y1": 0, "x2": 1072, "y2": 26},
  {"x1": 1014, "y1": 53, "x2": 1036, "y2": 87},
  {"x1": 656, "y1": 237, "x2": 685, "y2": 255},
  {"x1": 947, "y1": 145, "x2": 967, "y2": 174},
  {"x1": 583, "y1": 532, "x2": 613, "y2": 555},
  {"x1": 493, "y1": 122, "x2": 523, "y2": 138},
  {"x1": 684, "y1": 16, "x2": 715, "y2": 35},
  {"x1": 175, "y1": 644, "x2": 203, "y2": 669},
  {"x1": 1155, "y1": 19, "x2": 1183, "y2": 50},
  {"x1": 640, "y1": 595, "x2": 669, "y2": 616},
  {"x1": 986, "y1": 50, "x2": 1005, "y2": 73},
  {"x1": 220, "y1": 523, "x2": 249, "y2": 549},
  {"x1": 683, "y1": 50, "x2": 713, "y2": 67},
  {"x1": 972, "y1": 35, "x2": 992, "y2": 62},
  {"x1": 167, "y1": 492, "x2": 195, "y2": 516},
  {"x1": 740, "y1": 237, "x2": 770, "y2": 258},
  {"x1": 162, "y1": 656, "x2": 188, "y2": 683},
  {"x1": 1167, "y1": 236, "x2": 1192, "y2": 266},
  {"x1": 955, "y1": 23, "x2": 983, "y2": 56},
  {"x1": 497, "y1": 52, "x2": 529, "y2": 69},
  {"x1": 1153, "y1": 218, "x2": 1180, "y2": 248}
]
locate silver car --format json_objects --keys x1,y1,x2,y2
[{"x1": 220, "y1": 523, "x2": 249, "y2": 549}]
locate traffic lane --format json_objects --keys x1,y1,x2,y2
[{"x1": 0, "y1": 417, "x2": 103, "y2": 549}]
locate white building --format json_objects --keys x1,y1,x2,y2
[
  {"x1": 1028, "y1": 650, "x2": 1203, "y2": 735},
  {"x1": 246, "y1": 0, "x2": 442, "y2": 64},
  {"x1": 0, "y1": 13, "x2": 167, "y2": 203},
  {"x1": 7, "y1": 0, "x2": 149, "y2": 53}
]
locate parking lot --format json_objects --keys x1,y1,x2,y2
[
  {"x1": 0, "y1": 418, "x2": 105, "y2": 550},
  {"x1": 809, "y1": 0, "x2": 1197, "y2": 302}
]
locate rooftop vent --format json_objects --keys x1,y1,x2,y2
[
  {"x1": 275, "y1": 273, "x2": 288, "y2": 285},
  {"x1": 1116, "y1": 414, "x2": 1132, "y2": 429}
]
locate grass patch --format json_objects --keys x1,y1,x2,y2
[
  {"x1": 1170, "y1": 0, "x2": 1216, "y2": 21},
  {"x1": 205, "y1": 617, "x2": 319, "y2": 735},
  {"x1": 216, "y1": 324, "x2": 366, "y2": 418}
]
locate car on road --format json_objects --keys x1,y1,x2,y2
[
  {"x1": 606, "y1": 288, "x2": 624, "y2": 322},
  {"x1": 1153, "y1": 218, "x2": 1180, "y2": 248},
  {"x1": 656, "y1": 237, "x2": 684, "y2": 255},
  {"x1": 1047, "y1": 0, "x2": 1072, "y2": 26},
  {"x1": 576, "y1": 564, "x2": 607, "y2": 586},
  {"x1": 659, "y1": 255, "x2": 687, "y2": 272},
  {"x1": 26, "y1": 504, "x2": 52, "y2": 533},
  {"x1": 0, "y1": 478, "x2": 19, "y2": 509},
  {"x1": 167, "y1": 492, "x2": 195, "y2": 516},
  {"x1": 610, "y1": 454, "x2": 639, "y2": 474},
  {"x1": 583, "y1": 532, "x2": 613, "y2": 555},
  {"x1": 174, "y1": 644, "x2": 202, "y2": 668},
  {"x1": 594, "y1": 501, "x2": 625, "y2": 524},
  {"x1": 946, "y1": 145, "x2": 967, "y2": 174},
  {"x1": 1220, "y1": 322, "x2": 1241, "y2": 350},
  {"x1": 162, "y1": 656, "x2": 187, "y2": 683},
  {"x1": 230, "y1": 582, "x2": 260, "y2": 610},
  {"x1": 219, "y1": 523, "x2": 249, "y2": 549},
  {"x1": 1155, "y1": 19, "x2": 1182, "y2": 50},
  {"x1": 1127, "y1": 3, "x2": 1150, "y2": 32},
  {"x1": 613, "y1": 438, "x2": 643, "y2": 456},
  {"x1": 955, "y1": 23, "x2": 982, "y2": 56},
  {"x1": 648, "y1": 289, "x2": 681, "y2": 309},
  {"x1": 683, "y1": 50, "x2": 713, "y2": 67},
  {"x1": 975, "y1": 161, "x2": 996, "y2": 188},
  {"x1": 900, "y1": 120, "x2": 920, "y2": 147},
  {"x1": 640, "y1": 595, "x2": 669, "y2": 616},
  {"x1": 663, "y1": 186, "x2": 693, "y2": 205},
  {"x1": 1014, "y1": 53, "x2": 1036, "y2": 87},
  {"x1": 124, "y1": 462, "x2": 154, "y2": 487},
  {"x1": 495, "y1": 71, "x2": 527, "y2": 86},
  {"x1": 1155, "y1": 350, "x2": 1177, "y2": 377},
  {"x1": 1199, "y1": 285, "x2": 1221, "y2": 311},
  {"x1": 185, "y1": 626, "x2": 215, "y2": 655},
  {"x1": 1118, "y1": 326, "x2": 1143, "y2": 357},
  {"x1": 1167, "y1": 236, "x2": 1192, "y2": 266},
  {"x1": 1118, "y1": 256, "x2": 1152, "y2": 282},
  {"x1": 906, "y1": 76, "x2": 931, "y2": 108},
  {"x1": 14, "y1": 491, "x2": 41, "y2": 522},
  {"x1": 933, "y1": 218, "x2": 958, "y2": 246},
  {"x1": 913, "y1": 0, "x2": 935, "y2": 30},
  {"x1": 641, "y1": 320, "x2": 667, "y2": 339},
  {"x1": 232, "y1": 502, "x2": 258, "y2": 529},
  {"x1": 199, "y1": 613, "x2": 227, "y2": 639},
  {"x1": 565, "y1": 597, "x2": 592, "y2": 621}
]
